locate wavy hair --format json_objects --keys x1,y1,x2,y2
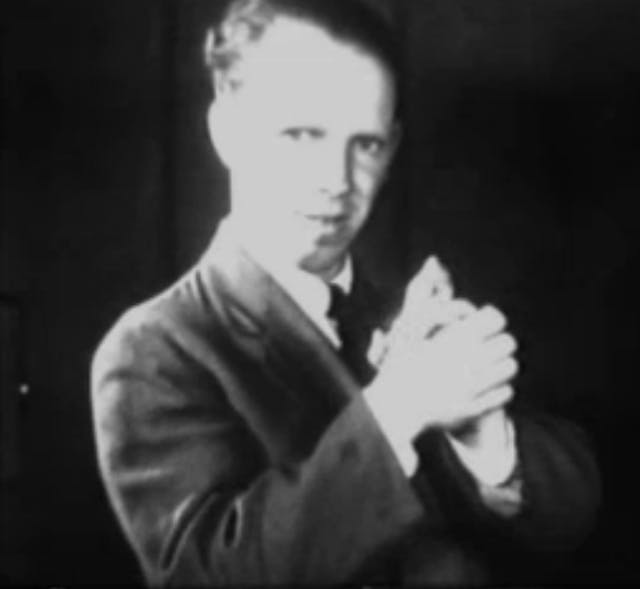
[{"x1": 203, "y1": 0, "x2": 399, "y2": 97}]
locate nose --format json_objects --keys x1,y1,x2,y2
[{"x1": 318, "y1": 141, "x2": 353, "y2": 198}]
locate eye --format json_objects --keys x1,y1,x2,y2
[
  {"x1": 353, "y1": 135, "x2": 387, "y2": 157},
  {"x1": 281, "y1": 128, "x2": 324, "y2": 142}
]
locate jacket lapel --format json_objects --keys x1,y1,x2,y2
[{"x1": 199, "y1": 223, "x2": 362, "y2": 419}]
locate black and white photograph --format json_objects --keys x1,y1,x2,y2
[{"x1": 1, "y1": 0, "x2": 639, "y2": 585}]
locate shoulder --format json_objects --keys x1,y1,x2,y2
[
  {"x1": 91, "y1": 262, "x2": 227, "y2": 390},
  {"x1": 92, "y1": 296, "x2": 171, "y2": 382}
]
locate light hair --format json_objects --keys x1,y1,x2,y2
[{"x1": 204, "y1": 0, "x2": 399, "y2": 97}]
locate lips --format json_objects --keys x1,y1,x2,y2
[
  {"x1": 305, "y1": 213, "x2": 346, "y2": 223},
  {"x1": 300, "y1": 210, "x2": 349, "y2": 223},
  {"x1": 303, "y1": 214, "x2": 349, "y2": 235}
]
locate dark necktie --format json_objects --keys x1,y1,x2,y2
[{"x1": 327, "y1": 284, "x2": 375, "y2": 385}]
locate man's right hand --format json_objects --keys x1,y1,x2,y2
[{"x1": 366, "y1": 302, "x2": 518, "y2": 445}]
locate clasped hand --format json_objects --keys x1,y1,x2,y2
[{"x1": 368, "y1": 258, "x2": 518, "y2": 444}]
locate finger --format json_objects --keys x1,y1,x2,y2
[
  {"x1": 469, "y1": 384, "x2": 515, "y2": 417},
  {"x1": 367, "y1": 329, "x2": 389, "y2": 367},
  {"x1": 468, "y1": 357, "x2": 519, "y2": 398},
  {"x1": 424, "y1": 299, "x2": 477, "y2": 338},
  {"x1": 405, "y1": 256, "x2": 453, "y2": 304},
  {"x1": 393, "y1": 297, "x2": 474, "y2": 344},
  {"x1": 399, "y1": 258, "x2": 453, "y2": 327},
  {"x1": 438, "y1": 304, "x2": 507, "y2": 346},
  {"x1": 439, "y1": 299, "x2": 477, "y2": 322},
  {"x1": 473, "y1": 333, "x2": 518, "y2": 365},
  {"x1": 442, "y1": 386, "x2": 514, "y2": 431}
]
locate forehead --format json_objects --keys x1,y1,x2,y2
[{"x1": 230, "y1": 17, "x2": 397, "y2": 130}]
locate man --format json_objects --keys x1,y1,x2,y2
[{"x1": 91, "y1": 0, "x2": 600, "y2": 585}]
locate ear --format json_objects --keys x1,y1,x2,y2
[{"x1": 207, "y1": 100, "x2": 235, "y2": 169}]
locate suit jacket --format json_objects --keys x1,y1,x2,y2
[{"x1": 91, "y1": 224, "x2": 600, "y2": 586}]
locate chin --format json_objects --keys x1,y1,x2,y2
[{"x1": 298, "y1": 246, "x2": 348, "y2": 279}]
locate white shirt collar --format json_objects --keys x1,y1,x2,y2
[{"x1": 220, "y1": 216, "x2": 352, "y2": 346}]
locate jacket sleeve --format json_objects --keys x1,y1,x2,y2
[
  {"x1": 414, "y1": 407, "x2": 601, "y2": 579},
  {"x1": 91, "y1": 308, "x2": 429, "y2": 586}
]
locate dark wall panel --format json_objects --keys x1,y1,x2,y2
[
  {"x1": 1, "y1": 1, "x2": 172, "y2": 582},
  {"x1": 404, "y1": 3, "x2": 640, "y2": 579}
]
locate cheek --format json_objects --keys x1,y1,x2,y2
[
  {"x1": 244, "y1": 139, "x2": 313, "y2": 188},
  {"x1": 353, "y1": 164, "x2": 386, "y2": 205}
]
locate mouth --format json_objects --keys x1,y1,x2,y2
[{"x1": 301, "y1": 213, "x2": 349, "y2": 227}]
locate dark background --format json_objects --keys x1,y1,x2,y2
[{"x1": 1, "y1": 0, "x2": 639, "y2": 584}]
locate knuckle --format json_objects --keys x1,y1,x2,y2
[
  {"x1": 484, "y1": 304, "x2": 507, "y2": 328},
  {"x1": 456, "y1": 299, "x2": 476, "y2": 314},
  {"x1": 503, "y1": 333, "x2": 518, "y2": 351}
]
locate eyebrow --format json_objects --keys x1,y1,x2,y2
[{"x1": 281, "y1": 125, "x2": 392, "y2": 138}]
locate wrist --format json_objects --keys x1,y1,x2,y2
[
  {"x1": 451, "y1": 408, "x2": 507, "y2": 448},
  {"x1": 365, "y1": 376, "x2": 423, "y2": 444},
  {"x1": 364, "y1": 380, "x2": 421, "y2": 475},
  {"x1": 447, "y1": 411, "x2": 518, "y2": 486}
]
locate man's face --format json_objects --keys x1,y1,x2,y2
[{"x1": 210, "y1": 17, "x2": 400, "y2": 279}]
